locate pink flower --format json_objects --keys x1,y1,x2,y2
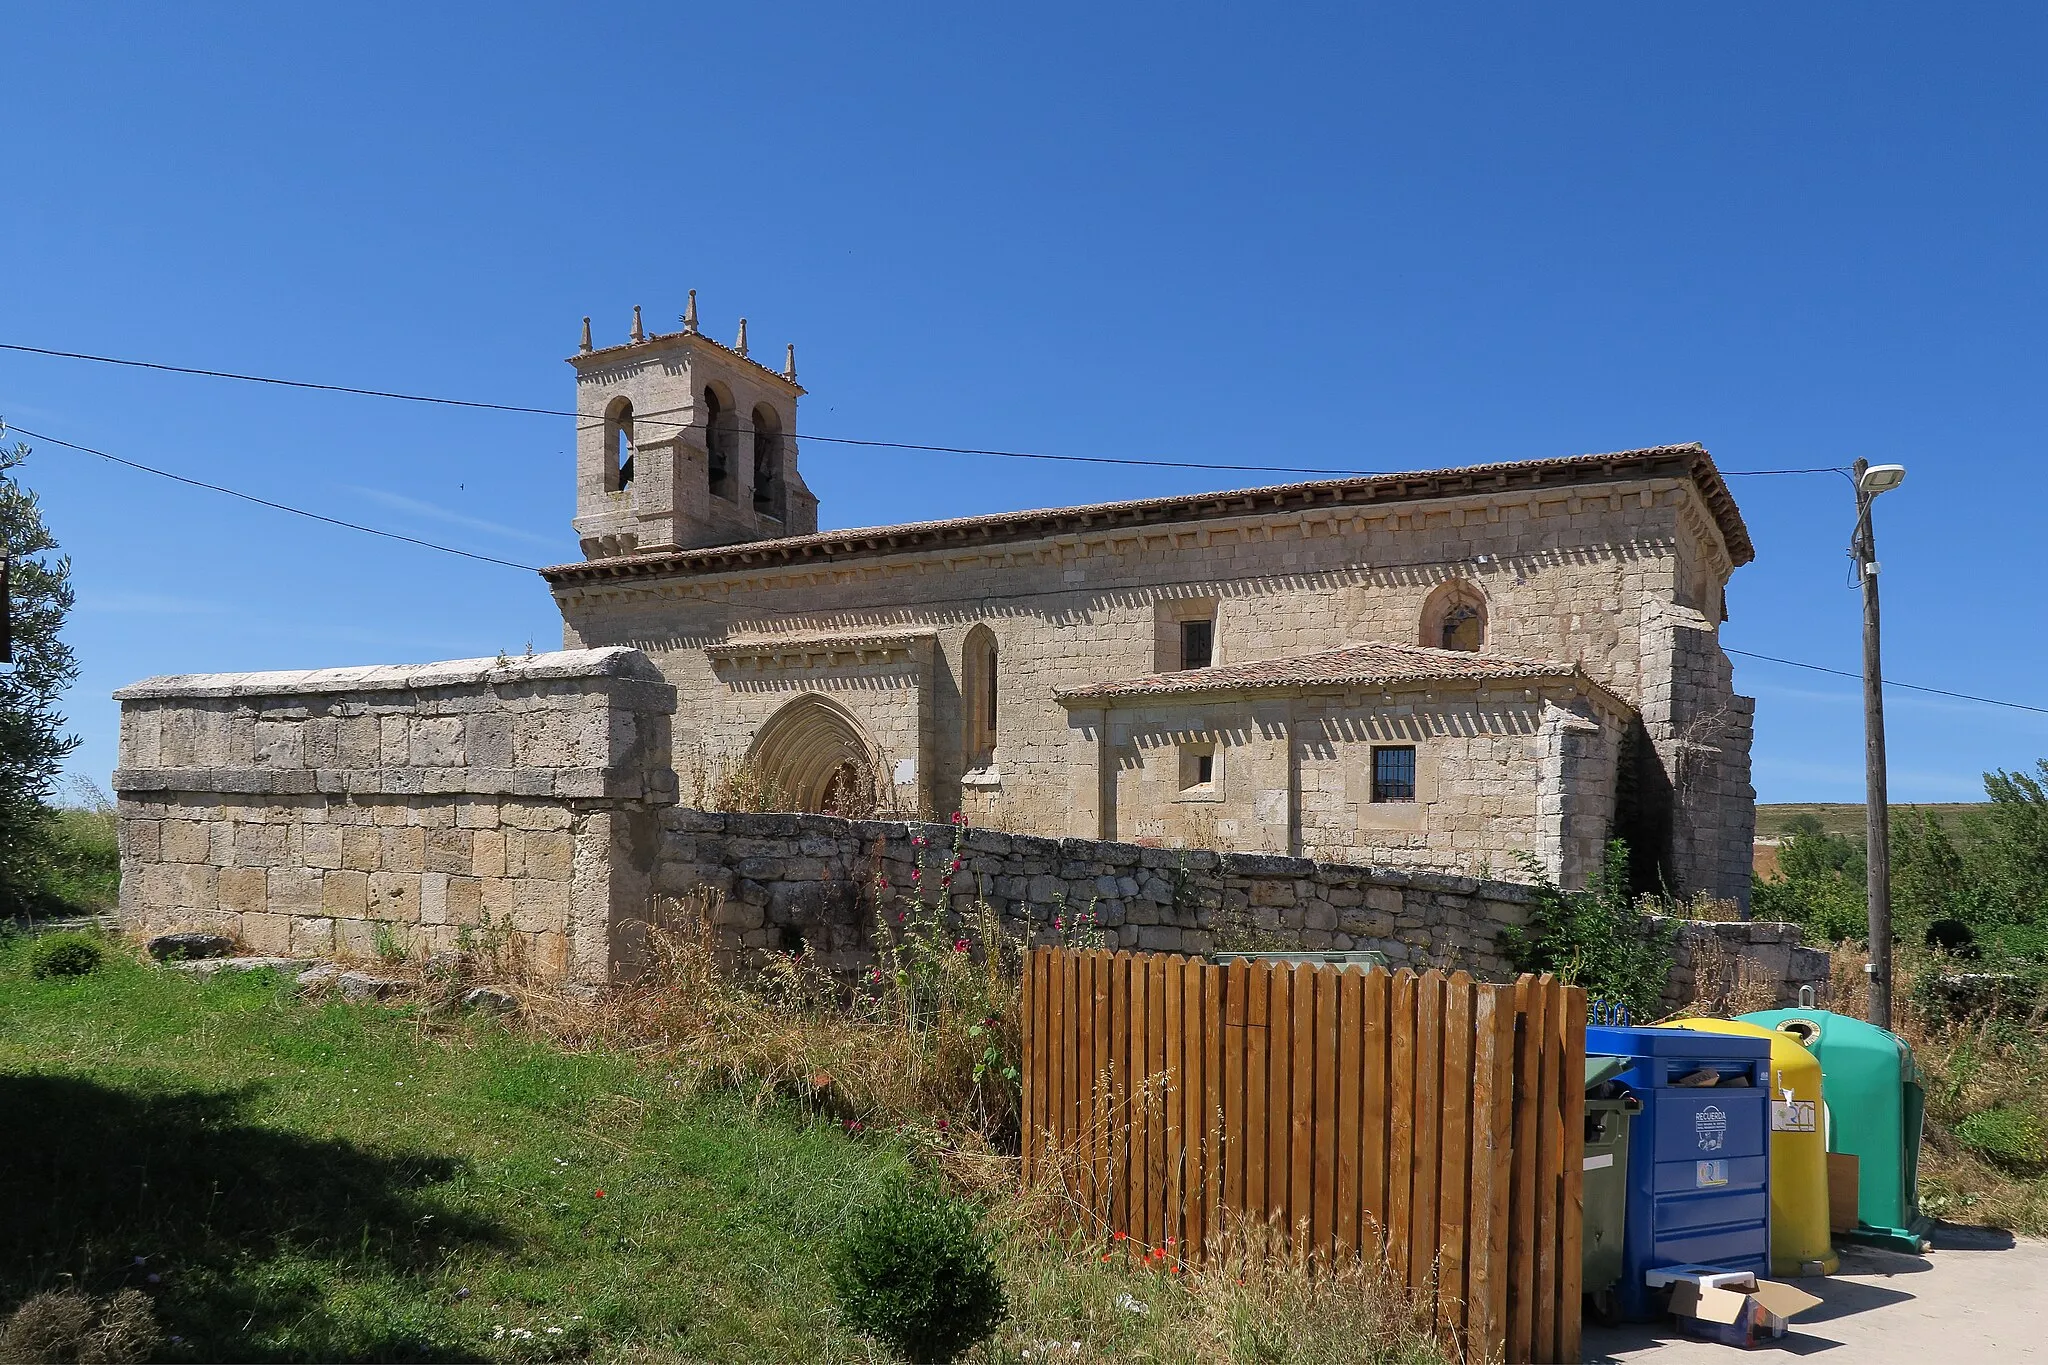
[
  {"x1": 949, "y1": 859, "x2": 961, "y2": 873},
  {"x1": 954, "y1": 939, "x2": 969, "y2": 953},
  {"x1": 951, "y1": 811, "x2": 966, "y2": 825},
  {"x1": 911, "y1": 869, "x2": 921, "y2": 881}
]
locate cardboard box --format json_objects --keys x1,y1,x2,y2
[
  {"x1": 1828, "y1": 1152, "x2": 1860, "y2": 1233},
  {"x1": 1645, "y1": 1266, "x2": 1757, "y2": 1293},
  {"x1": 1669, "y1": 1274, "x2": 1822, "y2": 1348}
]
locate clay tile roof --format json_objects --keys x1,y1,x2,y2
[
  {"x1": 1054, "y1": 640, "x2": 1618, "y2": 704},
  {"x1": 542, "y1": 442, "x2": 1751, "y2": 585}
]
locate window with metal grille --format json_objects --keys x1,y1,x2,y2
[
  {"x1": 1180, "y1": 618, "x2": 1214, "y2": 671},
  {"x1": 1371, "y1": 746, "x2": 1416, "y2": 803}
]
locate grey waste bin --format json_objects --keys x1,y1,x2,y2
[{"x1": 1584, "y1": 1054, "x2": 1641, "y2": 1325}]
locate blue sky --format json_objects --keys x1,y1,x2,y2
[{"x1": 4, "y1": 4, "x2": 2045, "y2": 804}]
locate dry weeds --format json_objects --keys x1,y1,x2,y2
[
  {"x1": 0, "y1": 1289, "x2": 158, "y2": 1365},
  {"x1": 1671, "y1": 932, "x2": 1785, "y2": 1020},
  {"x1": 989, "y1": 1218, "x2": 1460, "y2": 1365}
]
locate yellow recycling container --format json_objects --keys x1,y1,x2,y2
[{"x1": 1660, "y1": 1018, "x2": 1839, "y2": 1276}]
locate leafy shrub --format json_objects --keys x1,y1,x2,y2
[
  {"x1": 1499, "y1": 841, "x2": 1673, "y2": 1020},
  {"x1": 1955, "y1": 1104, "x2": 2047, "y2": 1174},
  {"x1": 1750, "y1": 823, "x2": 1868, "y2": 943},
  {"x1": 28, "y1": 932, "x2": 103, "y2": 979},
  {"x1": 830, "y1": 1183, "x2": 1006, "y2": 1364}
]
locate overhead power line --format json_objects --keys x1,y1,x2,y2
[
  {"x1": 1726, "y1": 648, "x2": 2048, "y2": 717},
  {"x1": 1, "y1": 423, "x2": 540, "y2": 572},
  {"x1": 2, "y1": 417, "x2": 2037, "y2": 720},
  {"x1": 0, "y1": 341, "x2": 1844, "y2": 479}
]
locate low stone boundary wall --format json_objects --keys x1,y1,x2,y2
[
  {"x1": 114, "y1": 649, "x2": 676, "y2": 982},
  {"x1": 655, "y1": 808, "x2": 1542, "y2": 976},
  {"x1": 656, "y1": 811, "x2": 1830, "y2": 1007},
  {"x1": 1659, "y1": 917, "x2": 1833, "y2": 1013}
]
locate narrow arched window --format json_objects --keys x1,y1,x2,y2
[
  {"x1": 751, "y1": 405, "x2": 783, "y2": 519},
  {"x1": 1420, "y1": 580, "x2": 1488, "y2": 652},
  {"x1": 962, "y1": 625, "x2": 999, "y2": 771},
  {"x1": 1441, "y1": 602, "x2": 1481, "y2": 651},
  {"x1": 604, "y1": 397, "x2": 635, "y2": 492},
  {"x1": 985, "y1": 649, "x2": 999, "y2": 733},
  {"x1": 704, "y1": 387, "x2": 733, "y2": 500}
]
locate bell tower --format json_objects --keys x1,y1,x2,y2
[{"x1": 567, "y1": 293, "x2": 817, "y2": 559}]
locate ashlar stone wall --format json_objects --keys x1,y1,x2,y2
[
  {"x1": 556, "y1": 472, "x2": 1756, "y2": 902},
  {"x1": 114, "y1": 650, "x2": 677, "y2": 982},
  {"x1": 1081, "y1": 683, "x2": 1628, "y2": 886}
]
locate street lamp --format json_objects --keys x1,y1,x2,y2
[{"x1": 1853, "y1": 459, "x2": 1905, "y2": 1028}]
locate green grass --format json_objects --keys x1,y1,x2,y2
[
  {"x1": 1755, "y1": 802, "x2": 1986, "y2": 841},
  {"x1": 0, "y1": 933, "x2": 905, "y2": 1363},
  {"x1": 1955, "y1": 1104, "x2": 2047, "y2": 1174},
  {"x1": 35, "y1": 805, "x2": 121, "y2": 915}
]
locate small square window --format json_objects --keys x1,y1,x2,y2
[
  {"x1": 1180, "y1": 619, "x2": 1214, "y2": 671},
  {"x1": 1179, "y1": 742, "x2": 1218, "y2": 793},
  {"x1": 1371, "y1": 746, "x2": 1416, "y2": 803}
]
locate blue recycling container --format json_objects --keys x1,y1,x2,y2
[{"x1": 1586, "y1": 1025, "x2": 1773, "y2": 1322}]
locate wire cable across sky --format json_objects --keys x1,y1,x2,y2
[
  {"x1": 1, "y1": 422, "x2": 540, "y2": 572},
  {"x1": 8, "y1": 342, "x2": 2039, "y2": 717},
  {"x1": 1724, "y1": 649, "x2": 2048, "y2": 717},
  {"x1": 0, "y1": 341, "x2": 1847, "y2": 479}
]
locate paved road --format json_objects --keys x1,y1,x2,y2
[{"x1": 1584, "y1": 1227, "x2": 2046, "y2": 1362}]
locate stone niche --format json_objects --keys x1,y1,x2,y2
[{"x1": 113, "y1": 649, "x2": 677, "y2": 983}]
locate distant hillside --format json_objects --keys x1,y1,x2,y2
[{"x1": 1755, "y1": 803, "x2": 1987, "y2": 841}]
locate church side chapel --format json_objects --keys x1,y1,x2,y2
[{"x1": 548, "y1": 299, "x2": 1757, "y2": 904}]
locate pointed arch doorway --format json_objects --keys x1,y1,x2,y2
[{"x1": 747, "y1": 695, "x2": 884, "y2": 815}]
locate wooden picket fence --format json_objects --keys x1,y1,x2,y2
[{"x1": 1019, "y1": 948, "x2": 1586, "y2": 1365}]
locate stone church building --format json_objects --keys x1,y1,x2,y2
[{"x1": 547, "y1": 307, "x2": 1756, "y2": 904}]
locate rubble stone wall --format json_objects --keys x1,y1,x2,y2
[
  {"x1": 652, "y1": 807, "x2": 1541, "y2": 977},
  {"x1": 653, "y1": 808, "x2": 1831, "y2": 1010},
  {"x1": 1660, "y1": 917, "x2": 1834, "y2": 1014}
]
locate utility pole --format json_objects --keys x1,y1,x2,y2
[{"x1": 1853, "y1": 459, "x2": 1907, "y2": 1029}]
